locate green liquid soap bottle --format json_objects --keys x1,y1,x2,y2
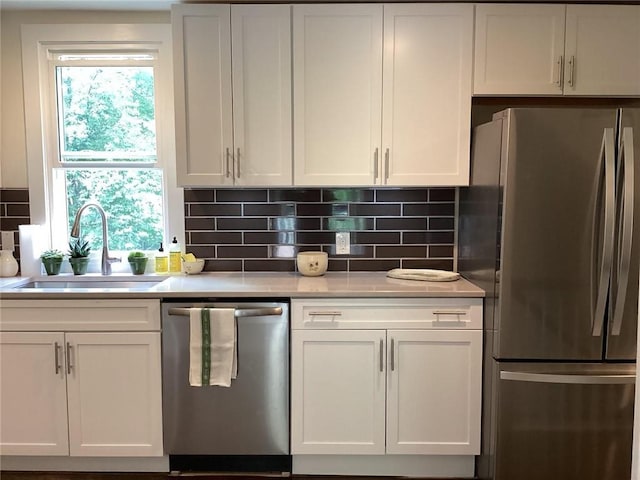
[
  {"x1": 169, "y1": 236, "x2": 182, "y2": 274},
  {"x1": 155, "y1": 243, "x2": 168, "y2": 274}
]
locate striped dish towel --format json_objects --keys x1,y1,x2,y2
[{"x1": 189, "y1": 307, "x2": 237, "y2": 387}]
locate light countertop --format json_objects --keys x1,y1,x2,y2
[{"x1": 0, "y1": 272, "x2": 484, "y2": 299}]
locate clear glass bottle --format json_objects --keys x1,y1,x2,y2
[
  {"x1": 169, "y1": 237, "x2": 182, "y2": 274},
  {"x1": 155, "y1": 243, "x2": 168, "y2": 274}
]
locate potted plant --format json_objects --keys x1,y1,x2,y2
[
  {"x1": 67, "y1": 238, "x2": 91, "y2": 275},
  {"x1": 127, "y1": 251, "x2": 148, "y2": 275},
  {"x1": 40, "y1": 249, "x2": 64, "y2": 276}
]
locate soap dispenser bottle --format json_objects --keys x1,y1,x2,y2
[
  {"x1": 155, "y1": 243, "x2": 168, "y2": 274},
  {"x1": 169, "y1": 236, "x2": 182, "y2": 274}
]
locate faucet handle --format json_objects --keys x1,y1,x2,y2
[{"x1": 107, "y1": 256, "x2": 121, "y2": 264}]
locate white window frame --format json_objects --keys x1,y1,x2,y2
[{"x1": 21, "y1": 24, "x2": 184, "y2": 264}]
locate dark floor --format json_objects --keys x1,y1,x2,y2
[{"x1": 0, "y1": 474, "x2": 472, "y2": 480}]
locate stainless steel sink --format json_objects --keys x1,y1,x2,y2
[{"x1": 15, "y1": 279, "x2": 164, "y2": 290}]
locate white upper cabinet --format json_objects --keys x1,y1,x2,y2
[
  {"x1": 382, "y1": 4, "x2": 473, "y2": 186},
  {"x1": 173, "y1": 4, "x2": 292, "y2": 186},
  {"x1": 173, "y1": 4, "x2": 233, "y2": 185},
  {"x1": 474, "y1": 4, "x2": 566, "y2": 95},
  {"x1": 294, "y1": 3, "x2": 473, "y2": 187},
  {"x1": 564, "y1": 5, "x2": 640, "y2": 96},
  {"x1": 231, "y1": 5, "x2": 292, "y2": 185},
  {"x1": 474, "y1": 4, "x2": 640, "y2": 96},
  {"x1": 293, "y1": 4, "x2": 383, "y2": 186}
]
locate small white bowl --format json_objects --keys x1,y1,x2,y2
[
  {"x1": 183, "y1": 259, "x2": 205, "y2": 275},
  {"x1": 296, "y1": 251, "x2": 328, "y2": 277}
]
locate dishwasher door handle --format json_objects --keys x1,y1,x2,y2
[{"x1": 168, "y1": 307, "x2": 283, "y2": 318}]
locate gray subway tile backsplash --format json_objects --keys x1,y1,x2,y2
[
  {"x1": 0, "y1": 188, "x2": 31, "y2": 268},
  {"x1": 185, "y1": 187, "x2": 455, "y2": 272},
  {"x1": 0, "y1": 187, "x2": 456, "y2": 274}
]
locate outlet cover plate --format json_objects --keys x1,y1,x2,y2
[{"x1": 336, "y1": 232, "x2": 350, "y2": 255}]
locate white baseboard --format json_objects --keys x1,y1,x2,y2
[
  {"x1": 292, "y1": 454, "x2": 475, "y2": 477},
  {"x1": 0, "y1": 455, "x2": 170, "y2": 472}
]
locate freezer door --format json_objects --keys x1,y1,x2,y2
[
  {"x1": 607, "y1": 108, "x2": 640, "y2": 360},
  {"x1": 494, "y1": 362, "x2": 635, "y2": 480},
  {"x1": 497, "y1": 108, "x2": 618, "y2": 360}
]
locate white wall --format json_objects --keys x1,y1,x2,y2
[{"x1": 0, "y1": 9, "x2": 170, "y2": 188}]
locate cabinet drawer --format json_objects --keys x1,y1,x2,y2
[
  {"x1": 0, "y1": 300, "x2": 161, "y2": 332},
  {"x1": 291, "y1": 298, "x2": 482, "y2": 330}
]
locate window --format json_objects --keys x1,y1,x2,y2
[{"x1": 21, "y1": 24, "x2": 183, "y2": 271}]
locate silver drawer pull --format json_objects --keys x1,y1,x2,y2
[
  {"x1": 66, "y1": 342, "x2": 73, "y2": 375},
  {"x1": 168, "y1": 307, "x2": 283, "y2": 318},
  {"x1": 54, "y1": 342, "x2": 61, "y2": 375},
  {"x1": 433, "y1": 310, "x2": 467, "y2": 316},
  {"x1": 308, "y1": 311, "x2": 342, "y2": 316},
  {"x1": 501, "y1": 371, "x2": 635, "y2": 385}
]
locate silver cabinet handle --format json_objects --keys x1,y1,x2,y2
[
  {"x1": 384, "y1": 148, "x2": 390, "y2": 182},
  {"x1": 390, "y1": 337, "x2": 395, "y2": 372},
  {"x1": 593, "y1": 128, "x2": 616, "y2": 337},
  {"x1": 167, "y1": 307, "x2": 283, "y2": 318},
  {"x1": 308, "y1": 311, "x2": 342, "y2": 317},
  {"x1": 225, "y1": 148, "x2": 231, "y2": 178},
  {"x1": 567, "y1": 55, "x2": 575, "y2": 87},
  {"x1": 379, "y1": 339, "x2": 384, "y2": 372},
  {"x1": 373, "y1": 148, "x2": 379, "y2": 181},
  {"x1": 556, "y1": 55, "x2": 564, "y2": 87},
  {"x1": 612, "y1": 128, "x2": 635, "y2": 335},
  {"x1": 236, "y1": 147, "x2": 241, "y2": 179},
  {"x1": 66, "y1": 342, "x2": 73, "y2": 375},
  {"x1": 433, "y1": 310, "x2": 467, "y2": 316},
  {"x1": 54, "y1": 342, "x2": 61, "y2": 375},
  {"x1": 501, "y1": 371, "x2": 635, "y2": 385}
]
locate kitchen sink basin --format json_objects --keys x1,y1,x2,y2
[{"x1": 14, "y1": 279, "x2": 165, "y2": 290}]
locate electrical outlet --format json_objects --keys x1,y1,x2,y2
[
  {"x1": 1, "y1": 231, "x2": 15, "y2": 251},
  {"x1": 336, "y1": 232, "x2": 350, "y2": 255}
]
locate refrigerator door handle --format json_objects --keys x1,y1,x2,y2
[
  {"x1": 501, "y1": 370, "x2": 635, "y2": 385},
  {"x1": 592, "y1": 128, "x2": 616, "y2": 337},
  {"x1": 611, "y1": 127, "x2": 635, "y2": 336}
]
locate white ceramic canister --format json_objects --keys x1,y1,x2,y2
[{"x1": 0, "y1": 250, "x2": 19, "y2": 277}]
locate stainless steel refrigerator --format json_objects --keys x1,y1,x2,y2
[{"x1": 459, "y1": 107, "x2": 639, "y2": 480}]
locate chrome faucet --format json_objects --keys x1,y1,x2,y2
[{"x1": 70, "y1": 202, "x2": 121, "y2": 275}]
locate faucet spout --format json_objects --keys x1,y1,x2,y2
[{"x1": 70, "y1": 202, "x2": 120, "y2": 275}]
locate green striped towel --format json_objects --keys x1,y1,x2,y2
[{"x1": 189, "y1": 307, "x2": 237, "y2": 387}]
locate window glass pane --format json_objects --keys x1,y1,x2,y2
[
  {"x1": 57, "y1": 66, "x2": 156, "y2": 163},
  {"x1": 66, "y1": 169, "x2": 164, "y2": 251}
]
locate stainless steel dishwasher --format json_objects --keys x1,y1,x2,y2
[{"x1": 161, "y1": 300, "x2": 289, "y2": 472}]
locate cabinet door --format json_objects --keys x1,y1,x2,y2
[
  {"x1": 293, "y1": 4, "x2": 383, "y2": 186},
  {"x1": 474, "y1": 4, "x2": 566, "y2": 95},
  {"x1": 0, "y1": 332, "x2": 69, "y2": 456},
  {"x1": 386, "y1": 329, "x2": 482, "y2": 455},
  {"x1": 382, "y1": 4, "x2": 473, "y2": 186},
  {"x1": 173, "y1": 4, "x2": 233, "y2": 186},
  {"x1": 65, "y1": 332, "x2": 163, "y2": 457},
  {"x1": 231, "y1": 5, "x2": 292, "y2": 186},
  {"x1": 564, "y1": 5, "x2": 640, "y2": 96},
  {"x1": 291, "y1": 329, "x2": 386, "y2": 454}
]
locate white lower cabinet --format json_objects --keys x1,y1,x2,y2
[
  {"x1": 291, "y1": 298, "x2": 482, "y2": 475},
  {"x1": 386, "y1": 329, "x2": 481, "y2": 455},
  {"x1": 0, "y1": 332, "x2": 69, "y2": 456},
  {"x1": 292, "y1": 329, "x2": 387, "y2": 454},
  {"x1": 0, "y1": 300, "x2": 163, "y2": 458}
]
